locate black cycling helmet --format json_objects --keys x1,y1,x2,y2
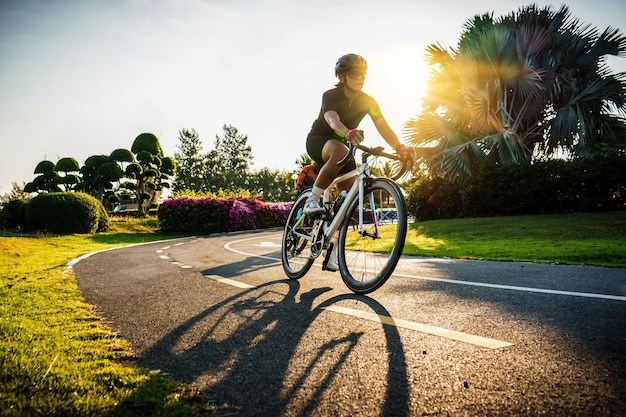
[{"x1": 335, "y1": 54, "x2": 367, "y2": 76}]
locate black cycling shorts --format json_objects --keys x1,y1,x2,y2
[{"x1": 306, "y1": 135, "x2": 357, "y2": 175}]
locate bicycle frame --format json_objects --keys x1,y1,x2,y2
[{"x1": 291, "y1": 152, "x2": 381, "y2": 254}]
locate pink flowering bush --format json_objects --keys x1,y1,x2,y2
[{"x1": 158, "y1": 195, "x2": 292, "y2": 233}]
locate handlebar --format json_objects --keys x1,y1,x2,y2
[{"x1": 337, "y1": 143, "x2": 409, "y2": 181}]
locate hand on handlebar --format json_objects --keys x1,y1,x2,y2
[
  {"x1": 345, "y1": 129, "x2": 364, "y2": 146},
  {"x1": 395, "y1": 145, "x2": 417, "y2": 171}
]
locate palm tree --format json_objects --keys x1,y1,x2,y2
[{"x1": 405, "y1": 5, "x2": 626, "y2": 181}]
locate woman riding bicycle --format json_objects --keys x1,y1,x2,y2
[{"x1": 303, "y1": 53, "x2": 414, "y2": 270}]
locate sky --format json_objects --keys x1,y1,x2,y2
[{"x1": 1, "y1": 0, "x2": 625, "y2": 196}]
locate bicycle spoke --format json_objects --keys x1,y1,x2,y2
[
  {"x1": 338, "y1": 179, "x2": 407, "y2": 293},
  {"x1": 281, "y1": 191, "x2": 316, "y2": 279}
]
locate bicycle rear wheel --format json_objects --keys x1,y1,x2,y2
[
  {"x1": 281, "y1": 191, "x2": 316, "y2": 279},
  {"x1": 337, "y1": 178, "x2": 407, "y2": 293}
]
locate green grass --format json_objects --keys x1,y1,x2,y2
[
  {"x1": 405, "y1": 211, "x2": 626, "y2": 267},
  {"x1": 1, "y1": 212, "x2": 625, "y2": 416},
  {"x1": 0, "y1": 217, "x2": 224, "y2": 417}
]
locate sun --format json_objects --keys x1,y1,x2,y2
[{"x1": 365, "y1": 45, "x2": 431, "y2": 134}]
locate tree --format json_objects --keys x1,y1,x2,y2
[
  {"x1": 405, "y1": 4, "x2": 626, "y2": 181},
  {"x1": 129, "y1": 132, "x2": 176, "y2": 216},
  {"x1": 78, "y1": 155, "x2": 123, "y2": 203},
  {"x1": 24, "y1": 160, "x2": 61, "y2": 194},
  {"x1": 55, "y1": 157, "x2": 81, "y2": 192},
  {"x1": 248, "y1": 168, "x2": 293, "y2": 202},
  {"x1": 204, "y1": 124, "x2": 253, "y2": 192},
  {"x1": 0, "y1": 182, "x2": 32, "y2": 203},
  {"x1": 172, "y1": 128, "x2": 207, "y2": 192},
  {"x1": 110, "y1": 148, "x2": 135, "y2": 167}
]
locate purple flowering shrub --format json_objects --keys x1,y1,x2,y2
[{"x1": 158, "y1": 195, "x2": 292, "y2": 233}]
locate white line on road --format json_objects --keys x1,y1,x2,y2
[
  {"x1": 324, "y1": 306, "x2": 513, "y2": 349},
  {"x1": 205, "y1": 271, "x2": 513, "y2": 348},
  {"x1": 223, "y1": 235, "x2": 626, "y2": 302},
  {"x1": 206, "y1": 274, "x2": 255, "y2": 289},
  {"x1": 392, "y1": 272, "x2": 626, "y2": 302}
]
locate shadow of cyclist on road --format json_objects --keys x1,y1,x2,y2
[{"x1": 134, "y1": 277, "x2": 410, "y2": 417}]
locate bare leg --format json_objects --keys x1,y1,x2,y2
[
  {"x1": 316, "y1": 139, "x2": 355, "y2": 193},
  {"x1": 304, "y1": 139, "x2": 354, "y2": 216}
]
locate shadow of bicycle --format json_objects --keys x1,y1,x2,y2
[{"x1": 135, "y1": 275, "x2": 410, "y2": 416}]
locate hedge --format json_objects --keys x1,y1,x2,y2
[
  {"x1": 407, "y1": 155, "x2": 626, "y2": 220},
  {"x1": 158, "y1": 195, "x2": 292, "y2": 233}
]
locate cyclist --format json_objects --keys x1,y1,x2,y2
[{"x1": 303, "y1": 53, "x2": 414, "y2": 270}]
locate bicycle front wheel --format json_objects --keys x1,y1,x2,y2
[
  {"x1": 281, "y1": 191, "x2": 315, "y2": 279},
  {"x1": 337, "y1": 178, "x2": 407, "y2": 293}
]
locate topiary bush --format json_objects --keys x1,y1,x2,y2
[{"x1": 26, "y1": 192, "x2": 110, "y2": 234}]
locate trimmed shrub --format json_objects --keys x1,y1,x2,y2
[
  {"x1": 0, "y1": 199, "x2": 29, "y2": 230},
  {"x1": 26, "y1": 192, "x2": 109, "y2": 234},
  {"x1": 407, "y1": 155, "x2": 626, "y2": 220},
  {"x1": 158, "y1": 195, "x2": 292, "y2": 233}
]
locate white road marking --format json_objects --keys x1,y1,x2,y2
[
  {"x1": 223, "y1": 235, "x2": 626, "y2": 302},
  {"x1": 205, "y1": 272, "x2": 513, "y2": 348},
  {"x1": 170, "y1": 261, "x2": 193, "y2": 269},
  {"x1": 259, "y1": 241, "x2": 281, "y2": 247},
  {"x1": 392, "y1": 272, "x2": 626, "y2": 302},
  {"x1": 159, "y1": 255, "x2": 170, "y2": 260},
  {"x1": 224, "y1": 237, "x2": 283, "y2": 263},
  {"x1": 324, "y1": 306, "x2": 513, "y2": 349},
  {"x1": 206, "y1": 274, "x2": 255, "y2": 289}
]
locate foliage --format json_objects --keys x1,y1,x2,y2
[
  {"x1": 172, "y1": 128, "x2": 207, "y2": 193},
  {"x1": 110, "y1": 148, "x2": 135, "y2": 164},
  {"x1": 405, "y1": 4, "x2": 626, "y2": 181},
  {"x1": 129, "y1": 133, "x2": 177, "y2": 216},
  {"x1": 204, "y1": 124, "x2": 254, "y2": 192},
  {"x1": 25, "y1": 192, "x2": 110, "y2": 234},
  {"x1": 27, "y1": 160, "x2": 61, "y2": 193},
  {"x1": 0, "y1": 182, "x2": 32, "y2": 204},
  {"x1": 0, "y1": 228, "x2": 223, "y2": 416},
  {"x1": 247, "y1": 167, "x2": 294, "y2": 202},
  {"x1": 0, "y1": 198, "x2": 29, "y2": 230},
  {"x1": 295, "y1": 153, "x2": 314, "y2": 169},
  {"x1": 406, "y1": 154, "x2": 626, "y2": 220},
  {"x1": 22, "y1": 134, "x2": 175, "y2": 213},
  {"x1": 171, "y1": 126, "x2": 296, "y2": 201},
  {"x1": 171, "y1": 189, "x2": 254, "y2": 199},
  {"x1": 158, "y1": 195, "x2": 292, "y2": 233},
  {"x1": 55, "y1": 157, "x2": 80, "y2": 172}
]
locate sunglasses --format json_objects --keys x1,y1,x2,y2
[{"x1": 347, "y1": 69, "x2": 367, "y2": 80}]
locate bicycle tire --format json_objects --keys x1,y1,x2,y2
[
  {"x1": 337, "y1": 178, "x2": 407, "y2": 293},
  {"x1": 281, "y1": 191, "x2": 316, "y2": 279}
]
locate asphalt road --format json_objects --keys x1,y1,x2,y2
[{"x1": 72, "y1": 229, "x2": 626, "y2": 417}]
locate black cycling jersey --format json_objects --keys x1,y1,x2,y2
[
  {"x1": 308, "y1": 86, "x2": 381, "y2": 143},
  {"x1": 306, "y1": 86, "x2": 381, "y2": 168}
]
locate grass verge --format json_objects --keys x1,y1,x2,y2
[
  {"x1": 0, "y1": 217, "x2": 224, "y2": 417},
  {"x1": 405, "y1": 211, "x2": 626, "y2": 267}
]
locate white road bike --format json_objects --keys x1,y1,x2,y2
[{"x1": 281, "y1": 142, "x2": 409, "y2": 294}]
